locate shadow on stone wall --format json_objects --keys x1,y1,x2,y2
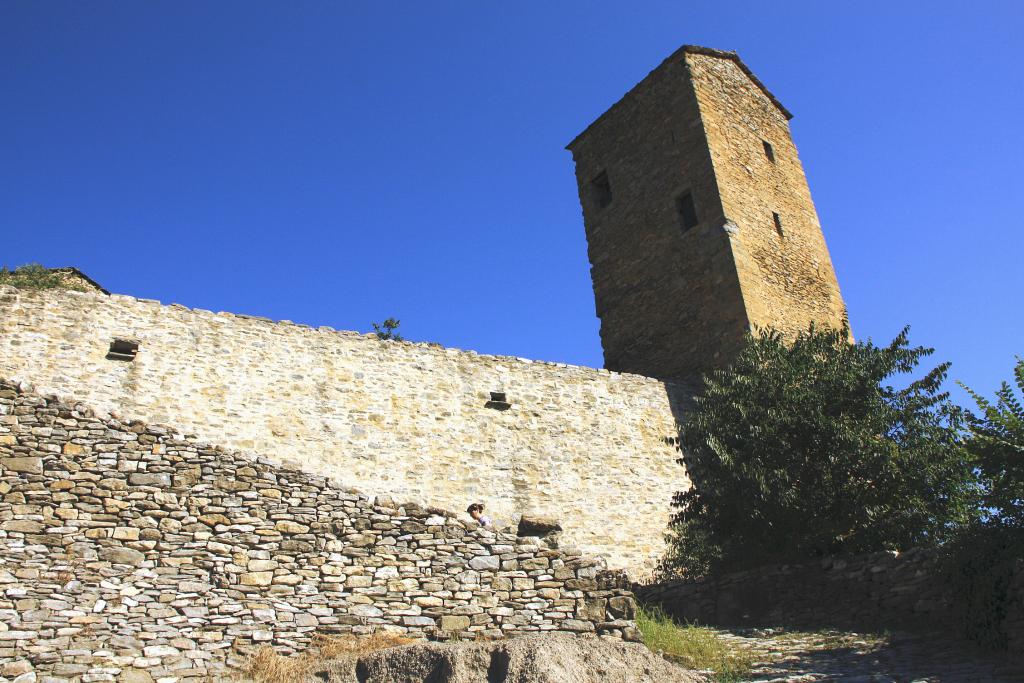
[{"x1": 635, "y1": 546, "x2": 1024, "y2": 657}]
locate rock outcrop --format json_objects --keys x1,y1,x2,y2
[{"x1": 249, "y1": 633, "x2": 706, "y2": 683}]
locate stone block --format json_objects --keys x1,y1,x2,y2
[
  {"x1": 440, "y1": 615, "x2": 471, "y2": 631},
  {"x1": 100, "y1": 547, "x2": 146, "y2": 565},
  {"x1": 2, "y1": 457, "x2": 42, "y2": 474},
  {"x1": 128, "y1": 473, "x2": 171, "y2": 487},
  {"x1": 3, "y1": 520, "x2": 43, "y2": 533},
  {"x1": 240, "y1": 572, "x2": 274, "y2": 586},
  {"x1": 468, "y1": 555, "x2": 500, "y2": 571}
]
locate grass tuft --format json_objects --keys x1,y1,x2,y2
[{"x1": 636, "y1": 604, "x2": 754, "y2": 683}]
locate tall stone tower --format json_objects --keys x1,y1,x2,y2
[{"x1": 567, "y1": 45, "x2": 847, "y2": 383}]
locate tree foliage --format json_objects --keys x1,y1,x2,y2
[
  {"x1": 662, "y1": 324, "x2": 978, "y2": 576},
  {"x1": 940, "y1": 359, "x2": 1024, "y2": 649},
  {"x1": 960, "y1": 358, "x2": 1024, "y2": 526}
]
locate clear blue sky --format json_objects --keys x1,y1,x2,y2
[{"x1": 3, "y1": 2, "x2": 1022, "y2": 404}]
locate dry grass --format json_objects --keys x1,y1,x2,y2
[{"x1": 241, "y1": 633, "x2": 416, "y2": 683}]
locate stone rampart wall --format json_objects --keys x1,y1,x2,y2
[
  {"x1": 637, "y1": 548, "x2": 1024, "y2": 653},
  {"x1": 0, "y1": 286, "x2": 689, "y2": 576},
  {"x1": 0, "y1": 380, "x2": 639, "y2": 681}
]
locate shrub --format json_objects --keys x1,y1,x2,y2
[
  {"x1": 662, "y1": 324, "x2": 979, "y2": 576},
  {"x1": 942, "y1": 359, "x2": 1024, "y2": 649},
  {"x1": 960, "y1": 358, "x2": 1024, "y2": 526},
  {"x1": 372, "y1": 318, "x2": 404, "y2": 341},
  {"x1": 0, "y1": 263, "x2": 89, "y2": 291}
]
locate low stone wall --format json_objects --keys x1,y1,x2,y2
[
  {"x1": 637, "y1": 550, "x2": 949, "y2": 632},
  {"x1": 637, "y1": 548, "x2": 1024, "y2": 651},
  {"x1": 0, "y1": 380, "x2": 638, "y2": 682}
]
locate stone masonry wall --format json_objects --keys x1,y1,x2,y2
[
  {"x1": 685, "y1": 52, "x2": 847, "y2": 338},
  {"x1": 0, "y1": 285, "x2": 688, "y2": 577},
  {"x1": 0, "y1": 379, "x2": 639, "y2": 682},
  {"x1": 567, "y1": 49, "x2": 750, "y2": 383},
  {"x1": 637, "y1": 548, "x2": 1024, "y2": 654},
  {"x1": 567, "y1": 47, "x2": 848, "y2": 384}
]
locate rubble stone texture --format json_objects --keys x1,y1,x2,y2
[
  {"x1": 0, "y1": 285, "x2": 688, "y2": 577},
  {"x1": 0, "y1": 380, "x2": 640, "y2": 682},
  {"x1": 567, "y1": 46, "x2": 847, "y2": 383}
]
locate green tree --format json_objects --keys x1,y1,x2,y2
[
  {"x1": 662, "y1": 325, "x2": 978, "y2": 576},
  {"x1": 372, "y1": 318, "x2": 404, "y2": 341},
  {"x1": 960, "y1": 358, "x2": 1024, "y2": 526}
]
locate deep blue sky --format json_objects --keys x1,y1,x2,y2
[{"x1": 3, "y1": 2, "x2": 1022, "y2": 403}]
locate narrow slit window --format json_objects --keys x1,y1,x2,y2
[
  {"x1": 762, "y1": 140, "x2": 776, "y2": 163},
  {"x1": 590, "y1": 171, "x2": 612, "y2": 209},
  {"x1": 676, "y1": 192, "x2": 699, "y2": 232},
  {"x1": 106, "y1": 339, "x2": 139, "y2": 362},
  {"x1": 772, "y1": 212, "x2": 784, "y2": 237}
]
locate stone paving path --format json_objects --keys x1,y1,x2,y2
[{"x1": 705, "y1": 628, "x2": 1024, "y2": 682}]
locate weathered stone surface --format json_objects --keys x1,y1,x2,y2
[
  {"x1": 3, "y1": 520, "x2": 44, "y2": 533},
  {"x1": 298, "y1": 633, "x2": 704, "y2": 682},
  {"x1": 1, "y1": 457, "x2": 42, "y2": 474},
  {"x1": 467, "y1": 555, "x2": 500, "y2": 571},
  {"x1": 439, "y1": 615, "x2": 471, "y2": 631},
  {"x1": 567, "y1": 46, "x2": 846, "y2": 385},
  {"x1": 128, "y1": 472, "x2": 171, "y2": 487},
  {"x1": 99, "y1": 547, "x2": 145, "y2": 565},
  {"x1": 0, "y1": 285, "x2": 684, "y2": 576},
  {"x1": 240, "y1": 572, "x2": 274, "y2": 586}
]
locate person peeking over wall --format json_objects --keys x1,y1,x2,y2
[{"x1": 466, "y1": 502, "x2": 491, "y2": 527}]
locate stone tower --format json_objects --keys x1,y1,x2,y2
[{"x1": 567, "y1": 45, "x2": 847, "y2": 383}]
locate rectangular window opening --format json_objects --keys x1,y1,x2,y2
[
  {"x1": 772, "y1": 212, "x2": 784, "y2": 237},
  {"x1": 676, "y1": 192, "x2": 699, "y2": 232},
  {"x1": 485, "y1": 391, "x2": 511, "y2": 411},
  {"x1": 590, "y1": 171, "x2": 612, "y2": 209},
  {"x1": 106, "y1": 339, "x2": 139, "y2": 362},
  {"x1": 762, "y1": 140, "x2": 776, "y2": 163}
]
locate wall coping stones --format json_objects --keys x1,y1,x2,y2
[{"x1": 0, "y1": 284, "x2": 674, "y2": 387}]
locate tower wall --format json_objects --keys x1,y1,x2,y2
[
  {"x1": 568, "y1": 46, "x2": 848, "y2": 383},
  {"x1": 567, "y1": 55, "x2": 750, "y2": 382},
  {"x1": 685, "y1": 52, "x2": 847, "y2": 337}
]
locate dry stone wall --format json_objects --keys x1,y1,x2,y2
[
  {"x1": 637, "y1": 548, "x2": 1024, "y2": 654},
  {"x1": 0, "y1": 285, "x2": 688, "y2": 577},
  {"x1": 0, "y1": 379, "x2": 640, "y2": 682}
]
